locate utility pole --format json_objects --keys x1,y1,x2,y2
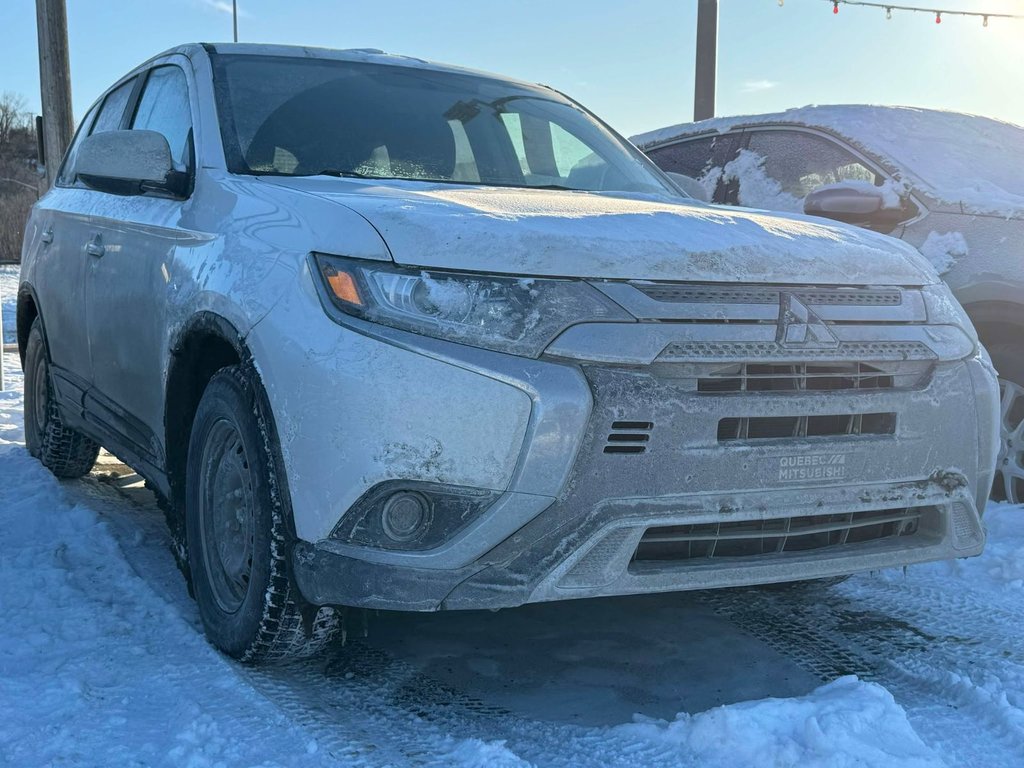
[
  {"x1": 233, "y1": 0, "x2": 239, "y2": 42},
  {"x1": 35, "y1": 0, "x2": 74, "y2": 189},
  {"x1": 693, "y1": 0, "x2": 718, "y2": 122}
]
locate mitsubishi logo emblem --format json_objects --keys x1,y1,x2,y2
[{"x1": 777, "y1": 294, "x2": 840, "y2": 349}]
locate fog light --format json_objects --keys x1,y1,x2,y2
[
  {"x1": 381, "y1": 491, "x2": 430, "y2": 542},
  {"x1": 331, "y1": 481, "x2": 501, "y2": 551}
]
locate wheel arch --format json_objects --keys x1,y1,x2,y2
[
  {"x1": 962, "y1": 300, "x2": 1024, "y2": 354},
  {"x1": 16, "y1": 283, "x2": 43, "y2": 368}
]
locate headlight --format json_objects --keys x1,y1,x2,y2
[
  {"x1": 920, "y1": 283, "x2": 979, "y2": 347},
  {"x1": 311, "y1": 253, "x2": 632, "y2": 356}
]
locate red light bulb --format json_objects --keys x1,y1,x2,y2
[
  {"x1": 935, "y1": 13, "x2": 941, "y2": 23},
  {"x1": 833, "y1": 2, "x2": 839, "y2": 13}
]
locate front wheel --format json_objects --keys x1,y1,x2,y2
[
  {"x1": 23, "y1": 318, "x2": 99, "y2": 478},
  {"x1": 185, "y1": 365, "x2": 340, "y2": 662}
]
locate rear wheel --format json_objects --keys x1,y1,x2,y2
[
  {"x1": 185, "y1": 365, "x2": 340, "y2": 662},
  {"x1": 23, "y1": 318, "x2": 100, "y2": 478},
  {"x1": 989, "y1": 339, "x2": 1024, "y2": 504}
]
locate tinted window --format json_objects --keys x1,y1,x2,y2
[
  {"x1": 745, "y1": 130, "x2": 879, "y2": 198},
  {"x1": 210, "y1": 55, "x2": 674, "y2": 195},
  {"x1": 646, "y1": 136, "x2": 718, "y2": 179},
  {"x1": 131, "y1": 66, "x2": 193, "y2": 169},
  {"x1": 90, "y1": 78, "x2": 136, "y2": 135}
]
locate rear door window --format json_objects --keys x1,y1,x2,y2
[
  {"x1": 645, "y1": 134, "x2": 741, "y2": 202},
  {"x1": 90, "y1": 78, "x2": 137, "y2": 135}
]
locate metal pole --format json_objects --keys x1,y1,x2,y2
[
  {"x1": 233, "y1": 0, "x2": 238, "y2": 42},
  {"x1": 694, "y1": 0, "x2": 718, "y2": 122},
  {"x1": 35, "y1": 0, "x2": 73, "y2": 189}
]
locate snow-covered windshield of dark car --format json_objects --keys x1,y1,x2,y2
[{"x1": 210, "y1": 54, "x2": 674, "y2": 195}]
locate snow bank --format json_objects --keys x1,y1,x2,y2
[
  {"x1": 920, "y1": 231, "x2": 968, "y2": 276},
  {"x1": 633, "y1": 105, "x2": 1024, "y2": 218},
  {"x1": 888, "y1": 502, "x2": 1024, "y2": 592},
  {"x1": 1, "y1": 264, "x2": 17, "y2": 346},
  {"x1": 614, "y1": 676, "x2": 941, "y2": 768}
]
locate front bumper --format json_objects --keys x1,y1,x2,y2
[
  {"x1": 289, "y1": 349, "x2": 996, "y2": 612},
  {"x1": 252, "y1": 275, "x2": 999, "y2": 611}
]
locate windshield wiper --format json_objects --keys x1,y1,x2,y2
[{"x1": 315, "y1": 168, "x2": 372, "y2": 179}]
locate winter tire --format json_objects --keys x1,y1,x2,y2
[
  {"x1": 185, "y1": 364, "x2": 340, "y2": 662},
  {"x1": 23, "y1": 318, "x2": 100, "y2": 478},
  {"x1": 976, "y1": 334, "x2": 1024, "y2": 503}
]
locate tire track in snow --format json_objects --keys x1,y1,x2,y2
[
  {"x1": 71, "y1": 458, "x2": 1024, "y2": 766},
  {"x1": 700, "y1": 582, "x2": 1024, "y2": 766},
  {"x1": 67, "y1": 468, "x2": 690, "y2": 768}
]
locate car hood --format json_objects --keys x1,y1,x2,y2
[{"x1": 261, "y1": 177, "x2": 938, "y2": 285}]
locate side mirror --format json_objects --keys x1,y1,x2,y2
[
  {"x1": 75, "y1": 129, "x2": 187, "y2": 197},
  {"x1": 803, "y1": 182, "x2": 907, "y2": 233},
  {"x1": 665, "y1": 171, "x2": 711, "y2": 203}
]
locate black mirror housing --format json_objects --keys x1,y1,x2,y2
[{"x1": 803, "y1": 183, "x2": 909, "y2": 233}]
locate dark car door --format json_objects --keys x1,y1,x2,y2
[{"x1": 83, "y1": 63, "x2": 197, "y2": 469}]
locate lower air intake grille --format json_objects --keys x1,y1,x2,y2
[
  {"x1": 717, "y1": 412, "x2": 895, "y2": 442},
  {"x1": 634, "y1": 507, "x2": 929, "y2": 563}
]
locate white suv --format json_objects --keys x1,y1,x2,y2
[{"x1": 16, "y1": 45, "x2": 998, "y2": 661}]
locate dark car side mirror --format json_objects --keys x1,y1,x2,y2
[
  {"x1": 804, "y1": 183, "x2": 909, "y2": 233},
  {"x1": 75, "y1": 129, "x2": 188, "y2": 198}
]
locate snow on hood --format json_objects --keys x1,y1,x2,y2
[
  {"x1": 263, "y1": 178, "x2": 937, "y2": 286},
  {"x1": 632, "y1": 105, "x2": 1024, "y2": 218}
]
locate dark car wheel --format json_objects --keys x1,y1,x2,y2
[
  {"x1": 987, "y1": 338, "x2": 1024, "y2": 504},
  {"x1": 185, "y1": 365, "x2": 340, "y2": 662},
  {"x1": 23, "y1": 318, "x2": 100, "y2": 478}
]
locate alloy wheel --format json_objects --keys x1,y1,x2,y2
[{"x1": 995, "y1": 378, "x2": 1024, "y2": 504}]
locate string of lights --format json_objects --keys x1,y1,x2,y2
[{"x1": 776, "y1": 0, "x2": 1024, "y2": 26}]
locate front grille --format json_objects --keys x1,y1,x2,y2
[
  {"x1": 634, "y1": 284, "x2": 903, "y2": 306},
  {"x1": 697, "y1": 361, "x2": 932, "y2": 393},
  {"x1": 658, "y1": 340, "x2": 936, "y2": 363},
  {"x1": 633, "y1": 507, "x2": 929, "y2": 563},
  {"x1": 717, "y1": 412, "x2": 896, "y2": 442}
]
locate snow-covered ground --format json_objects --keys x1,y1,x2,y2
[
  {"x1": 2, "y1": 331, "x2": 1024, "y2": 765},
  {"x1": 1, "y1": 264, "x2": 17, "y2": 346}
]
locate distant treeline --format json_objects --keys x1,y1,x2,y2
[{"x1": 0, "y1": 92, "x2": 42, "y2": 264}]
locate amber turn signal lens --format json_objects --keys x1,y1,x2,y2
[{"x1": 324, "y1": 267, "x2": 363, "y2": 306}]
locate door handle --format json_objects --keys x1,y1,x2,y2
[
  {"x1": 40, "y1": 227, "x2": 53, "y2": 245},
  {"x1": 85, "y1": 235, "x2": 105, "y2": 258}
]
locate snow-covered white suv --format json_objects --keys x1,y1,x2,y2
[
  {"x1": 17, "y1": 46, "x2": 998, "y2": 661},
  {"x1": 634, "y1": 106, "x2": 1024, "y2": 502}
]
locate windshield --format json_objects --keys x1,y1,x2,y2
[{"x1": 210, "y1": 54, "x2": 674, "y2": 195}]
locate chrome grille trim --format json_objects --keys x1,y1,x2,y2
[
  {"x1": 633, "y1": 284, "x2": 903, "y2": 306},
  {"x1": 658, "y1": 340, "x2": 937, "y2": 363}
]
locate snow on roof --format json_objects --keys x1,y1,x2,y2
[{"x1": 632, "y1": 105, "x2": 1024, "y2": 217}]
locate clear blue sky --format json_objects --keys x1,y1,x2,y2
[{"x1": 2, "y1": 0, "x2": 1022, "y2": 137}]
